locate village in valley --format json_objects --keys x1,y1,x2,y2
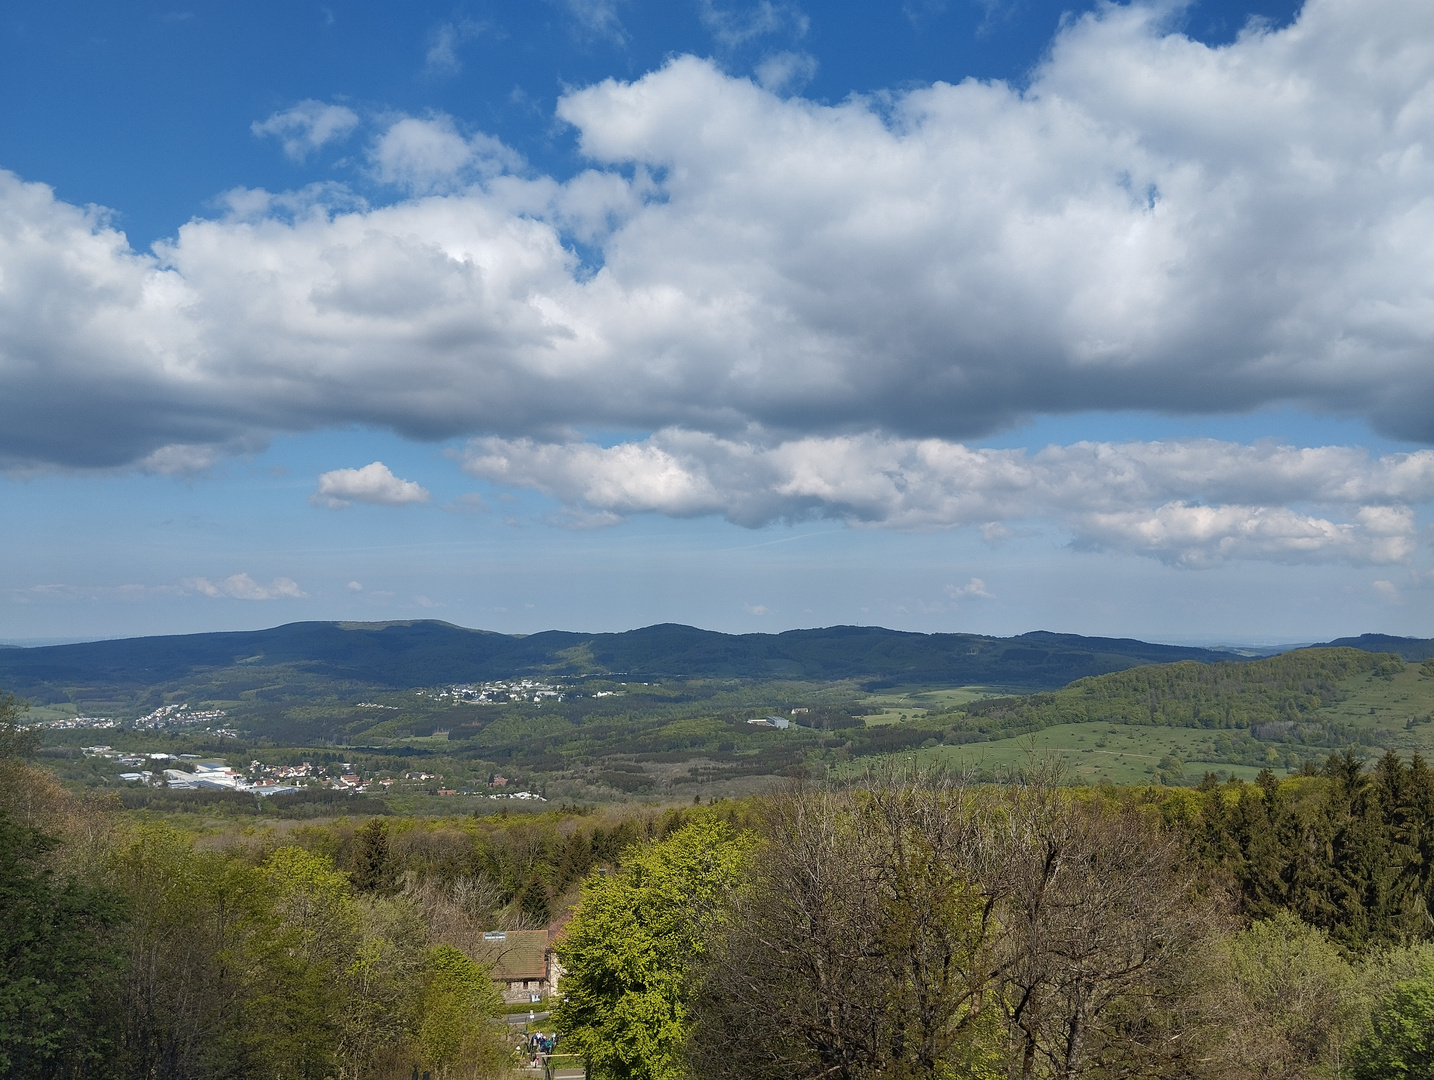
[{"x1": 423, "y1": 679, "x2": 570, "y2": 705}]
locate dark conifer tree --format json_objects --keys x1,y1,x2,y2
[
  {"x1": 351, "y1": 818, "x2": 396, "y2": 894},
  {"x1": 0, "y1": 810, "x2": 126, "y2": 1078},
  {"x1": 517, "y1": 874, "x2": 551, "y2": 925}
]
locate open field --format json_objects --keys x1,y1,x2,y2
[
  {"x1": 861, "y1": 686, "x2": 998, "y2": 726},
  {"x1": 905, "y1": 723, "x2": 1274, "y2": 785},
  {"x1": 1313, "y1": 664, "x2": 1434, "y2": 747},
  {"x1": 24, "y1": 701, "x2": 82, "y2": 722}
]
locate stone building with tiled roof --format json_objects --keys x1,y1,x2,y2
[{"x1": 479, "y1": 929, "x2": 557, "y2": 1003}]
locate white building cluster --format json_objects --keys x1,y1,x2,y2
[
  {"x1": 163, "y1": 761, "x2": 301, "y2": 795},
  {"x1": 132, "y1": 703, "x2": 228, "y2": 729},
  {"x1": 43, "y1": 716, "x2": 120, "y2": 730},
  {"x1": 425, "y1": 679, "x2": 566, "y2": 704},
  {"x1": 40, "y1": 703, "x2": 228, "y2": 732}
]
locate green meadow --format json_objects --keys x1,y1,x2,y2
[
  {"x1": 860, "y1": 686, "x2": 999, "y2": 726},
  {"x1": 911, "y1": 724, "x2": 1274, "y2": 785},
  {"x1": 1314, "y1": 662, "x2": 1434, "y2": 748}
]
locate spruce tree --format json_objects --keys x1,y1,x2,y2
[{"x1": 351, "y1": 818, "x2": 395, "y2": 894}]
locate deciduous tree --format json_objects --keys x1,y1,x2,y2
[
  {"x1": 690, "y1": 773, "x2": 1013, "y2": 1080},
  {"x1": 1349, "y1": 973, "x2": 1434, "y2": 1080},
  {"x1": 998, "y1": 791, "x2": 1222, "y2": 1080},
  {"x1": 416, "y1": 944, "x2": 505, "y2": 1078},
  {"x1": 553, "y1": 816, "x2": 752, "y2": 1080}
]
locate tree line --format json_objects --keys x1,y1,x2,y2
[
  {"x1": 556, "y1": 762, "x2": 1434, "y2": 1080},
  {"x1": 1177, "y1": 751, "x2": 1434, "y2": 952}
]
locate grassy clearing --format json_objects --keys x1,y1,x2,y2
[
  {"x1": 901, "y1": 687, "x2": 1000, "y2": 709},
  {"x1": 861, "y1": 686, "x2": 997, "y2": 727},
  {"x1": 1314, "y1": 665, "x2": 1434, "y2": 748},
  {"x1": 24, "y1": 701, "x2": 81, "y2": 722},
  {"x1": 905, "y1": 724, "x2": 1276, "y2": 785}
]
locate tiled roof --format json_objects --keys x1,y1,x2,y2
[{"x1": 479, "y1": 929, "x2": 548, "y2": 981}]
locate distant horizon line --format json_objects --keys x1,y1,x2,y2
[{"x1": 4, "y1": 617, "x2": 1406, "y2": 654}]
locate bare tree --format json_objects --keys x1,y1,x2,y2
[
  {"x1": 403, "y1": 871, "x2": 506, "y2": 955},
  {"x1": 998, "y1": 782, "x2": 1224, "y2": 1080},
  {"x1": 690, "y1": 768, "x2": 1017, "y2": 1080},
  {"x1": 691, "y1": 766, "x2": 1224, "y2": 1080}
]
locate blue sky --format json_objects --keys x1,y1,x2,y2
[{"x1": 3, "y1": 0, "x2": 1433, "y2": 645}]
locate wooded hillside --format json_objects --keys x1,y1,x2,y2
[{"x1": 950, "y1": 647, "x2": 1396, "y2": 736}]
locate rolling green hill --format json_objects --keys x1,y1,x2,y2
[
  {"x1": 949, "y1": 647, "x2": 1394, "y2": 736},
  {"x1": 908, "y1": 649, "x2": 1434, "y2": 785},
  {"x1": 0, "y1": 620, "x2": 1248, "y2": 705},
  {"x1": 1319, "y1": 633, "x2": 1434, "y2": 661}
]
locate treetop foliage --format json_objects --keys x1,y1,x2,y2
[
  {"x1": 1349, "y1": 974, "x2": 1434, "y2": 1079},
  {"x1": 551, "y1": 816, "x2": 753, "y2": 1080},
  {"x1": 0, "y1": 808, "x2": 126, "y2": 1079},
  {"x1": 0, "y1": 691, "x2": 38, "y2": 761}
]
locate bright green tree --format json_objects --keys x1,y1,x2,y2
[
  {"x1": 243, "y1": 844, "x2": 365, "y2": 1078},
  {"x1": 417, "y1": 944, "x2": 505, "y2": 1077},
  {"x1": 108, "y1": 825, "x2": 436, "y2": 1080},
  {"x1": 1349, "y1": 974, "x2": 1434, "y2": 1080},
  {"x1": 552, "y1": 816, "x2": 752, "y2": 1080},
  {"x1": 338, "y1": 895, "x2": 431, "y2": 1074},
  {"x1": 1212, "y1": 911, "x2": 1365, "y2": 1076},
  {"x1": 107, "y1": 823, "x2": 277, "y2": 1077}
]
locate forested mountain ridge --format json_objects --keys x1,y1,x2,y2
[
  {"x1": 1320, "y1": 633, "x2": 1434, "y2": 661},
  {"x1": 0, "y1": 619, "x2": 1249, "y2": 702}
]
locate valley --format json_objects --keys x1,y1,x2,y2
[{"x1": 6, "y1": 621, "x2": 1434, "y2": 811}]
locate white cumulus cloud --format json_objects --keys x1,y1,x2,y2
[
  {"x1": 313, "y1": 461, "x2": 431, "y2": 508},
  {"x1": 1073, "y1": 504, "x2": 1416, "y2": 569},
  {"x1": 367, "y1": 114, "x2": 522, "y2": 194},
  {"x1": 251, "y1": 101, "x2": 359, "y2": 162},
  {"x1": 2, "y1": 0, "x2": 1434, "y2": 552},
  {"x1": 947, "y1": 578, "x2": 993, "y2": 601},
  {"x1": 1372, "y1": 579, "x2": 1402, "y2": 602},
  {"x1": 459, "y1": 432, "x2": 1434, "y2": 566},
  {"x1": 185, "y1": 573, "x2": 307, "y2": 600}
]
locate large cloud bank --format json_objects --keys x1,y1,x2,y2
[
  {"x1": 461, "y1": 434, "x2": 1432, "y2": 566},
  {"x1": 3, "y1": 0, "x2": 1434, "y2": 564}
]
